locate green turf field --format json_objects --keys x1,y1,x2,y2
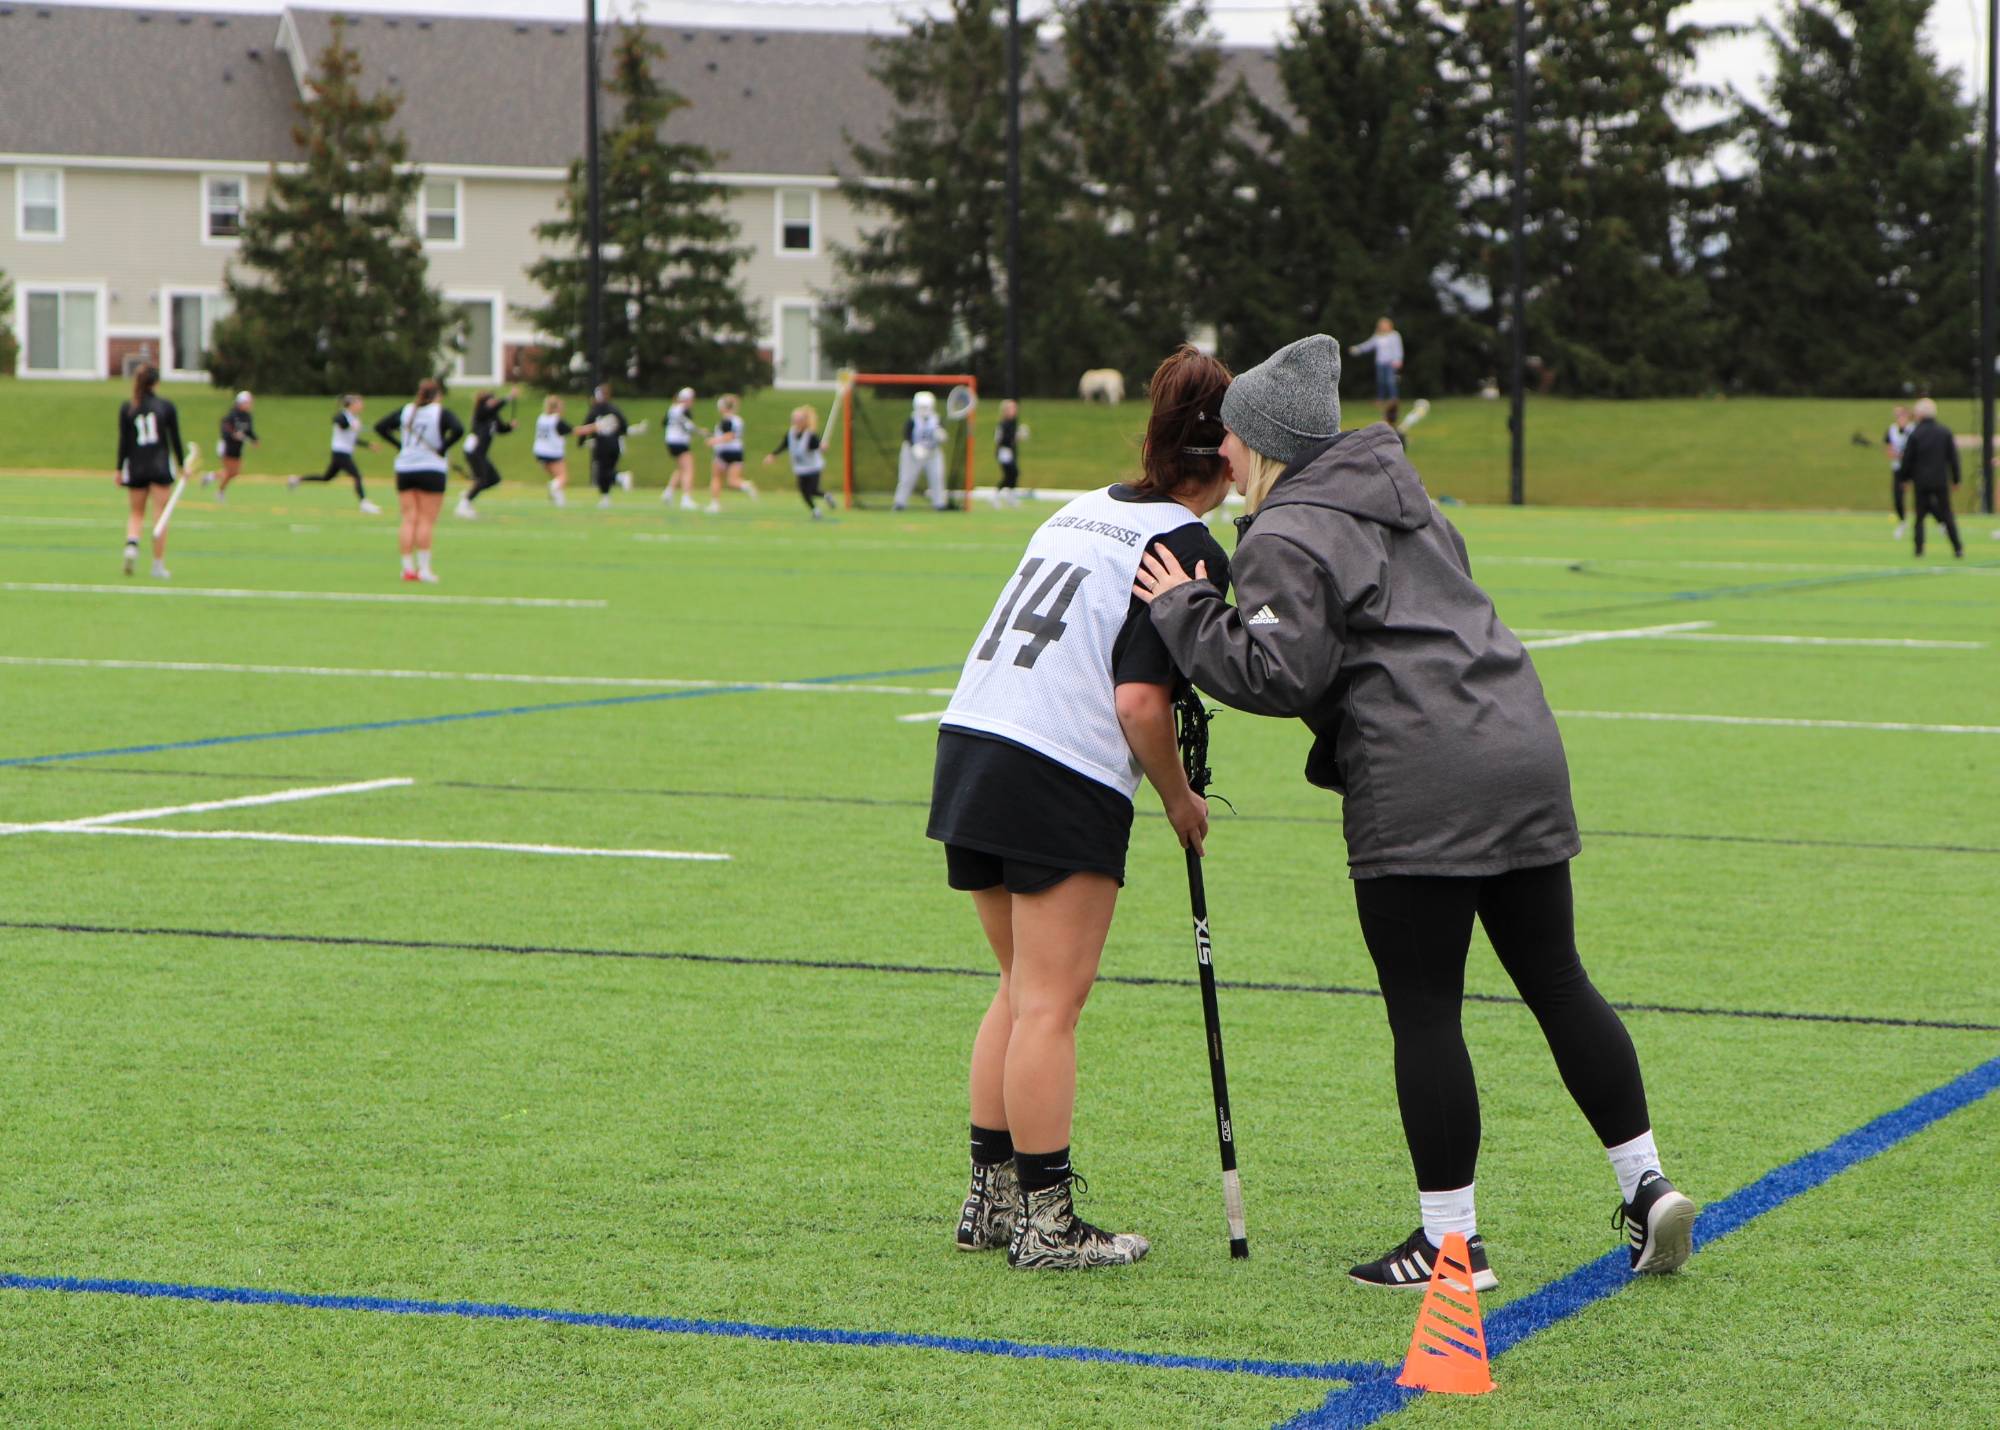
[
  {"x1": 7, "y1": 377, "x2": 1995, "y2": 509},
  {"x1": 1, "y1": 470, "x2": 1996, "y2": 1426}
]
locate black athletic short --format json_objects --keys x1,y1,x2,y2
[
  {"x1": 395, "y1": 469, "x2": 449, "y2": 494},
  {"x1": 667, "y1": 442, "x2": 690, "y2": 457},
  {"x1": 120, "y1": 469, "x2": 175, "y2": 488},
  {"x1": 945, "y1": 845, "x2": 1078, "y2": 895}
]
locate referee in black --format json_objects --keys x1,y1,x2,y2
[{"x1": 1901, "y1": 398, "x2": 1962, "y2": 559}]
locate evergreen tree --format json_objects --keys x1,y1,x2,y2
[
  {"x1": 207, "y1": 18, "x2": 453, "y2": 394},
  {"x1": 522, "y1": 25, "x2": 765, "y2": 394},
  {"x1": 827, "y1": 0, "x2": 1015, "y2": 387},
  {"x1": 1038, "y1": 0, "x2": 1240, "y2": 381},
  {"x1": 0, "y1": 268, "x2": 17, "y2": 376},
  {"x1": 1723, "y1": 0, "x2": 1979, "y2": 395},
  {"x1": 1449, "y1": 0, "x2": 1725, "y2": 396},
  {"x1": 1215, "y1": 0, "x2": 1479, "y2": 396}
]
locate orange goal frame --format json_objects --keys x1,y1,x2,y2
[{"x1": 840, "y1": 373, "x2": 978, "y2": 509}]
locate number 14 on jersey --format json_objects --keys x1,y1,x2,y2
[{"x1": 977, "y1": 557, "x2": 1092, "y2": 669}]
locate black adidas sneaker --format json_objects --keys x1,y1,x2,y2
[
  {"x1": 1615, "y1": 1170, "x2": 1696, "y2": 1274},
  {"x1": 1348, "y1": 1227, "x2": 1497, "y2": 1292}
]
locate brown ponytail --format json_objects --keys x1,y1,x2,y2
[
  {"x1": 416, "y1": 377, "x2": 442, "y2": 405},
  {"x1": 1137, "y1": 345, "x2": 1232, "y2": 498},
  {"x1": 131, "y1": 363, "x2": 159, "y2": 407}
]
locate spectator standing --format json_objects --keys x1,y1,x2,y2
[{"x1": 1900, "y1": 398, "x2": 1962, "y2": 559}]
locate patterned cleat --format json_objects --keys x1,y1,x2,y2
[
  {"x1": 1006, "y1": 1176, "x2": 1148, "y2": 1270},
  {"x1": 954, "y1": 1159, "x2": 1023, "y2": 1252},
  {"x1": 1616, "y1": 1170, "x2": 1696, "y2": 1275},
  {"x1": 1349, "y1": 1227, "x2": 1497, "y2": 1292}
]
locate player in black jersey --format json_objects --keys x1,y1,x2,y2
[
  {"x1": 288, "y1": 395, "x2": 382, "y2": 514},
  {"x1": 116, "y1": 364, "x2": 184, "y2": 578},
  {"x1": 456, "y1": 385, "x2": 519, "y2": 519},
  {"x1": 207, "y1": 390, "x2": 258, "y2": 503},
  {"x1": 576, "y1": 384, "x2": 633, "y2": 509},
  {"x1": 994, "y1": 399, "x2": 1025, "y2": 506}
]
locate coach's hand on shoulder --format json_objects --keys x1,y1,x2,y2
[
  {"x1": 1134, "y1": 546, "x2": 1206, "y2": 604},
  {"x1": 1168, "y1": 790, "x2": 1209, "y2": 856}
]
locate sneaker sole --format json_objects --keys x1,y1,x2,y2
[
  {"x1": 1349, "y1": 1266, "x2": 1498, "y2": 1293},
  {"x1": 1635, "y1": 1192, "x2": 1696, "y2": 1274}
]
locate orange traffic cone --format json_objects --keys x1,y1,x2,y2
[{"x1": 1394, "y1": 1232, "x2": 1496, "y2": 1396}]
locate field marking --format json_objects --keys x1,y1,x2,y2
[
  {"x1": 1488, "y1": 554, "x2": 2000, "y2": 576},
  {"x1": 1516, "y1": 628, "x2": 1983, "y2": 650},
  {"x1": 0, "y1": 582, "x2": 606, "y2": 609},
  {"x1": 1283, "y1": 1052, "x2": 2000, "y2": 1427},
  {"x1": 0, "y1": 778, "x2": 412, "y2": 835},
  {"x1": 1520, "y1": 621, "x2": 1712, "y2": 649},
  {"x1": 0, "y1": 655, "x2": 955, "y2": 698},
  {"x1": 896, "y1": 710, "x2": 950, "y2": 723},
  {"x1": 7, "y1": 826, "x2": 729, "y2": 861},
  {"x1": 2, "y1": 1055, "x2": 1992, "y2": 1403},
  {"x1": 1555, "y1": 709, "x2": 2000, "y2": 736},
  {"x1": 0, "y1": 664, "x2": 962, "y2": 769}
]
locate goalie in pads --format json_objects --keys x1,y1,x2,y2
[{"x1": 894, "y1": 390, "x2": 949, "y2": 510}]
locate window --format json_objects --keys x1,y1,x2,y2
[
  {"x1": 22, "y1": 287, "x2": 100, "y2": 375},
  {"x1": 17, "y1": 167, "x2": 61, "y2": 239},
  {"x1": 776, "y1": 189, "x2": 816, "y2": 255},
  {"x1": 204, "y1": 175, "x2": 245, "y2": 240},
  {"x1": 421, "y1": 179, "x2": 461, "y2": 245},
  {"x1": 453, "y1": 298, "x2": 496, "y2": 379},
  {"x1": 774, "y1": 300, "x2": 838, "y2": 386},
  {"x1": 165, "y1": 290, "x2": 231, "y2": 375}
]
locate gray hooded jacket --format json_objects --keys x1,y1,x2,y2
[{"x1": 1147, "y1": 425, "x2": 1580, "y2": 878}]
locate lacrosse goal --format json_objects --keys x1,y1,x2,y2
[{"x1": 833, "y1": 373, "x2": 978, "y2": 509}]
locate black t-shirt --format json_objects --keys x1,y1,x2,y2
[
  {"x1": 928, "y1": 485, "x2": 1232, "y2": 871},
  {"x1": 585, "y1": 402, "x2": 627, "y2": 460},
  {"x1": 118, "y1": 394, "x2": 182, "y2": 481}
]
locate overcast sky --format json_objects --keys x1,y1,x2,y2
[{"x1": 49, "y1": 0, "x2": 1991, "y2": 107}]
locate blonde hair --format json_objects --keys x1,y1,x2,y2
[
  {"x1": 543, "y1": 395, "x2": 563, "y2": 415},
  {"x1": 791, "y1": 404, "x2": 818, "y2": 432},
  {"x1": 1239, "y1": 446, "x2": 1291, "y2": 515},
  {"x1": 718, "y1": 394, "x2": 740, "y2": 414}
]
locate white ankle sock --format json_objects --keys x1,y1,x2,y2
[
  {"x1": 416, "y1": 549, "x2": 432, "y2": 574},
  {"x1": 1418, "y1": 1183, "x2": 1477, "y2": 1249},
  {"x1": 401, "y1": 554, "x2": 416, "y2": 574},
  {"x1": 1606, "y1": 1129, "x2": 1661, "y2": 1203}
]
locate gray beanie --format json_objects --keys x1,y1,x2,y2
[{"x1": 1219, "y1": 334, "x2": 1341, "y2": 464}]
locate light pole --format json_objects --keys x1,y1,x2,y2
[
  {"x1": 585, "y1": 0, "x2": 605, "y2": 391},
  {"x1": 1005, "y1": 0, "x2": 1022, "y2": 400},
  {"x1": 1509, "y1": 0, "x2": 1528, "y2": 506}
]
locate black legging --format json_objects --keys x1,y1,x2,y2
[
  {"x1": 1913, "y1": 485, "x2": 1961, "y2": 556},
  {"x1": 466, "y1": 447, "x2": 502, "y2": 503},
  {"x1": 796, "y1": 468, "x2": 828, "y2": 510},
  {"x1": 301, "y1": 452, "x2": 365, "y2": 498},
  {"x1": 1352, "y1": 860, "x2": 1649, "y2": 1191},
  {"x1": 592, "y1": 454, "x2": 619, "y2": 496}
]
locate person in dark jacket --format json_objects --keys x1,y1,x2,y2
[
  {"x1": 1133, "y1": 334, "x2": 1696, "y2": 1292},
  {"x1": 577, "y1": 384, "x2": 633, "y2": 510},
  {"x1": 456, "y1": 385, "x2": 519, "y2": 519},
  {"x1": 1899, "y1": 398, "x2": 1962, "y2": 559}
]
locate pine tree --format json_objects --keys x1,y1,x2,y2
[
  {"x1": 522, "y1": 25, "x2": 765, "y2": 395},
  {"x1": 207, "y1": 18, "x2": 453, "y2": 394},
  {"x1": 1215, "y1": 0, "x2": 1479, "y2": 396},
  {"x1": 1449, "y1": 0, "x2": 1725, "y2": 396},
  {"x1": 826, "y1": 0, "x2": 1015, "y2": 386},
  {"x1": 1724, "y1": 0, "x2": 1980, "y2": 395},
  {"x1": 0, "y1": 268, "x2": 17, "y2": 376},
  {"x1": 1037, "y1": 0, "x2": 1241, "y2": 381}
]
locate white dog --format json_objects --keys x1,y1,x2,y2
[{"x1": 1078, "y1": 369, "x2": 1125, "y2": 405}]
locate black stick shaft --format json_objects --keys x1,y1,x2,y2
[{"x1": 1186, "y1": 844, "x2": 1248, "y2": 1259}]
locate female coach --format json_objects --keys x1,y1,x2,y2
[
  {"x1": 932, "y1": 346, "x2": 1232, "y2": 1271},
  {"x1": 1133, "y1": 335, "x2": 1696, "y2": 1290},
  {"x1": 375, "y1": 377, "x2": 463, "y2": 583}
]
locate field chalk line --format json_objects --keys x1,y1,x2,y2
[
  {"x1": 0, "y1": 581, "x2": 606, "y2": 609},
  {"x1": 0, "y1": 664, "x2": 961, "y2": 769},
  {"x1": 1280, "y1": 1051, "x2": 2000, "y2": 1427},
  {"x1": 0, "y1": 778, "x2": 412, "y2": 835},
  {"x1": 0, "y1": 1056, "x2": 1992, "y2": 1402}
]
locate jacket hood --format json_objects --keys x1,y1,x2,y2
[{"x1": 1257, "y1": 423, "x2": 1432, "y2": 532}]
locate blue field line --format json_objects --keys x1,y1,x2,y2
[
  {"x1": 1278, "y1": 1051, "x2": 2000, "y2": 1428},
  {"x1": 0, "y1": 664, "x2": 958, "y2": 769},
  {"x1": 0, "y1": 1271, "x2": 1377, "y2": 1385}
]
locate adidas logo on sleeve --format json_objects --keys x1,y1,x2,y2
[{"x1": 1247, "y1": 605, "x2": 1281, "y2": 626}]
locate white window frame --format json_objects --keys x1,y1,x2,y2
[
  {"x1": 16, "y1": 166, "x2": 63, "y2": 241},
  {"x1": 446, "y1": 290, "x2": 504, "y2": 381},
  {"x1": 774, "y1": 188, "x2": 818, "y2": 259},
  {"x1": 420, "y1": 177, "x2": 464, "y2": 249},
  {"x1": 17, "y1": 282, "x2": 107, "y2": 379},
  {"x1": 200, "y1": 173, "x2": 246, "y2": 245},
  {"x1": 771, "y1": 297, "x2": 839, "y2": 390},
  {"x1": 159, "y1": 286, "x2": 228, "y2": 379}
]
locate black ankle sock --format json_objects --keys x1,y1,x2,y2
[
  {"x1": 970, "y1": 1124, "x2": 1014, "y2": 1167},
  {"x1": 1015, "y1": 1147, "x2": 1072, "y2": 1194}
]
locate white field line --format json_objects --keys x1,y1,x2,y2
[
  {"x1": 0, "y1": 778, "x2": 414, "y2": 836},
  {"x1": 897, "y1": 710, "x2": 950, "y2": 724},
  {"x1": 1, "y1": 825, "x2": 730, "y2": 860},
  {"x1": 0, "y1": 583, "x2": 606, "y2": 609},
  {"x1": 0, "y1": 654, "x2": 955, "y2": 697},
  {"x1": 1481, "y1": 555, "x2": 1992, "y2": 575},
  {"x1": 1512, "y1": 628, "x2": 1981, "y2": 651},
  {"x1": 1554, "y1": 710, "x2": 2000, "y2": 736},
  {"x1": 1520, "y1": 621, "x2": 1712, "y2": 650}
]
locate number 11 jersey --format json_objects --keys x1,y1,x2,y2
[{"x1": 943, "y1": 486, "x2": 1213, "y2": 797}]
